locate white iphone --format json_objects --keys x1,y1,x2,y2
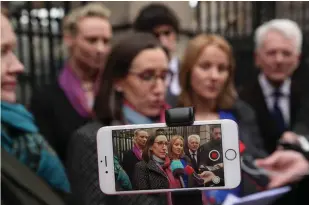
[{"x1": 97, "y1": 119, "x2": 241, "y2": 195}]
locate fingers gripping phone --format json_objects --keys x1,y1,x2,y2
[{"x1": 97, "y1": 119, "x2": 241, "y2": 195}]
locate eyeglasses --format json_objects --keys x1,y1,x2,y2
[
  {"x1": 154, "y1": 29, "x2": 173, "y2": 38},
  {"x1": 154, "y1": 141, "x2": 169, "y2": 147},
  {"x1": 129, "y1": 70, "x2": 173, "y2": 86}
]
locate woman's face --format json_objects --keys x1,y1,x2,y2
[
  {"x1": 135, "y1": 130, "x2": 149, "y2": 149},
  {"x1": 151, "y1": 135, "x2": 168, "y2": 159},
  {"x1": 116, "y1": 48, "x2": 170, "y2": 117},
  {"x1": 1, "y1": 15, "x2": 24, "y2": 103},
  {"x1": 172, "y1": 138, "x2": 183, "y2": 157},
  {"x1": 190, "y1": 45, "x2": 229, "y2": 101}
]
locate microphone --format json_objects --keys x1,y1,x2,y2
[
  {"x1": 170, "y1": 160, "x2": 186, "y2": 188},
  {"x1": 239, "y1": 140, "x2": 246, "y2": 154},
  {"x1": 184, "y1": 165, "x2": 204, "y2": 185}
]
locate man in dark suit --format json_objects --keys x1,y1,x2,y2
[
  {"x1": 185, "y1": 134, "x2": 201, "y2": 172},
  {"x1": 239, "y1": 19, "x2": 309, "y2": 155}
]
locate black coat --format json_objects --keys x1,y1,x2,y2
[
  {"x1": 134, "y1": 160, "x2": 170, "y2": 190},
  {"x1": 122, "y1": 150, "x2": 141, "y2": 184}
]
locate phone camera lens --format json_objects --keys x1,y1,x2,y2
[
  {"x1": 100, "y1": 160, "x2": 103, "y2": 163},
  {"x1": 105, "y1": 171, "x2": 108, "y2": 174}
]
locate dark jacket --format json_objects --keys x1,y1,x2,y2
[
  {"x1": 1, "y1": 149, "x2": 70, "y2": 205},
  {"x1": 239, "y1": 77, "x2": 309, "y2": 154},
  {"x1": 122, "y1": 150, "x2": 141, "y2": 184},
  {"x1": 227, "y1": 100, "x2": 269, "y2": 195},
  {"x1": 30, "y1": 82, "x2": 91, "y2": 164},
  {"x1": 134, "y1": 160, "x2": 170, "y2": 190}
]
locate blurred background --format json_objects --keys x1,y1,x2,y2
[{"x1": 2, "y1": 1, "x2": 309, "y2": 105}]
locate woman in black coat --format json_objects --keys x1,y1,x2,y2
[
  {"x1": 66, "y1": 32, "x2": 172, "y2": 205},
  {"x1": 134, "y1": 133, "x2": 181, "y2": 191}
]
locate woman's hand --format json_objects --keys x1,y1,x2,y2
[{"x1": 198, "y1": 171, "x2": 216, "y2": 184}]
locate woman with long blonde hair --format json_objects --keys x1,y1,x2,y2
[
  {"x1": 178, "y1": 34, "x2": 268, "y2": 203},
  {"x1": 168, "y1": 135, "x2": 194, "y2": 188}
]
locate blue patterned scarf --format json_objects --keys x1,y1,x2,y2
[{"x1": 1, "y1": 101, "x2": 70, "y2": 193}]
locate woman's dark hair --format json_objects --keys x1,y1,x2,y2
[
  {"x1": 133, "y1": 3, "x2": 179, "y2": 34},
  {"x1": 142, "y1": 135, "x2": 156, "y2": 162},
  {"x1": 142, "y1": 129, "x2": 168, "y2": 162},
  {"x1": 93, "y1": 32, "x2": 169, "y2": 124}
]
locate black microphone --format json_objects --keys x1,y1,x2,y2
[{"x1": 170, "y1": 160, "x2": 186, "y2": 188}]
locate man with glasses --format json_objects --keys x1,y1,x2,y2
[{"x1": 133, "y1": 3, "x2": 181, "y2": 107}]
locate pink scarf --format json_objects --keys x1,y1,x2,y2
[
  {"x1": 156, "y1": 157, "x2": 181, "y2": 205},
  {"x1": 132, "y1": 144, "x2": 142, "y2": 161},
  {"x1": 58, "y1": 64, "x2": 100, "y2": 118}
]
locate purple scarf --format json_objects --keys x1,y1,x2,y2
[
  {"x1": 132, "y1": 144, "x2": 142, "y2": 161},
  {"x1": 58, "y1": 65, "x2": 92, "y2": 118}
]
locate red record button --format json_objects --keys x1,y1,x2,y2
[{"x1": 209, "y1": 150, "x2": 220, "y2": 161}]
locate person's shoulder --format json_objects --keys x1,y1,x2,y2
[
  {"x1": 135, "y1": 160, "x2": 147, "y2": 168},
  {"x1": 238, "y1": 77, "x2": 259, "y2": 97},
  {"x1": 182, "y1": 155, "x2": 191, "y2": 163},
  {"x1": 231, "y1": 99, "x2": 256, "y2": 121},
  {"x1": 72, "y1": 121, "x2": 104, "y2": 142},
  {"x1": 123, "y1": 150, "x2": 134, "y2": 157},
  {"x1": 33, "y1": 81, "x2": 60, "y2": 95}
]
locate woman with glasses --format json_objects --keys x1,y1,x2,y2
[
  {"x1": 66, "y1": 32, "x2": 173, "y2": 205},
  {"x1": 134, "y1": 130, "x2": 181, "y2": 205}
]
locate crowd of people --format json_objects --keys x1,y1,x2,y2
[{"x1": 1, "y1": 2, "x2": 309, "y2": 205}]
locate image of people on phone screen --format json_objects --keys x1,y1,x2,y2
[
  {"x1": 198, "y1": 125, "x2": 224, "y2": 186},
  {"x1": 134, "y1": 129, "x2": 182, "y2": 190},
  {"x1": 111, "y1": 125, "x2": 225, "y2": 191}
]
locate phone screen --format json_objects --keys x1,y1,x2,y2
[{"x1": 112, "y1": 124, "x2": 225, "y2": 192}]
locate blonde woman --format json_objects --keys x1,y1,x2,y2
[
  {"x1": 168, "y1": 135, "x2": 192, "y2": 188},
  {"x1": 178, "y1": 34, "x2": 268, "y2": 204}
]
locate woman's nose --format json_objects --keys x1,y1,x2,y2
[
  {"x1": 209, "y1": 67, "x2": 220, "y2": 80},
  {"x1": 153, "y1": 78, "x2": 166, "y2": 95}
]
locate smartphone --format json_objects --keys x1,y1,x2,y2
[{"x1": 97, "y1": 119, "x2": 241, "y2": 195}]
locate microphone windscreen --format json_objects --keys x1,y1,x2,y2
[
  {"x1": 170, "y1": 160, "x2": 184, "y2": 172},
  {"x1": 239, "y1": 140, "x2": 246, "y2": 154},
  {"x1": 184, "y1": 165, "x2": 195, "y2": 175}
]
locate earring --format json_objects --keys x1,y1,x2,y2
[{"x1": 115, "y1": 86, "x2": 122, "y2": 92}]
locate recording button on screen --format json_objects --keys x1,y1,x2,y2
[{"x1": 209, "y1": 150, "x2": 220, "y2": 161}]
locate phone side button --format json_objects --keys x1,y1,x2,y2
[{"x1": 225, "y1": 149, "x2": 236, "y2": 160}]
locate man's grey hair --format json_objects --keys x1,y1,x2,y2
[
  {"x1": 188, "y1": 134, "x2": 200, "y2": 143},
  {"x1": 254, "y1": 19, "x2": 302, "y2": 54}
]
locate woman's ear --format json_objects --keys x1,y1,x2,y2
[{"x1": 63, "y1": 33, "x2": 75, "y2": 49}]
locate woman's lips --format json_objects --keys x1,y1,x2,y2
[{"x1": 2, "y1": 82, "x2": 17, "y2": 90}]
